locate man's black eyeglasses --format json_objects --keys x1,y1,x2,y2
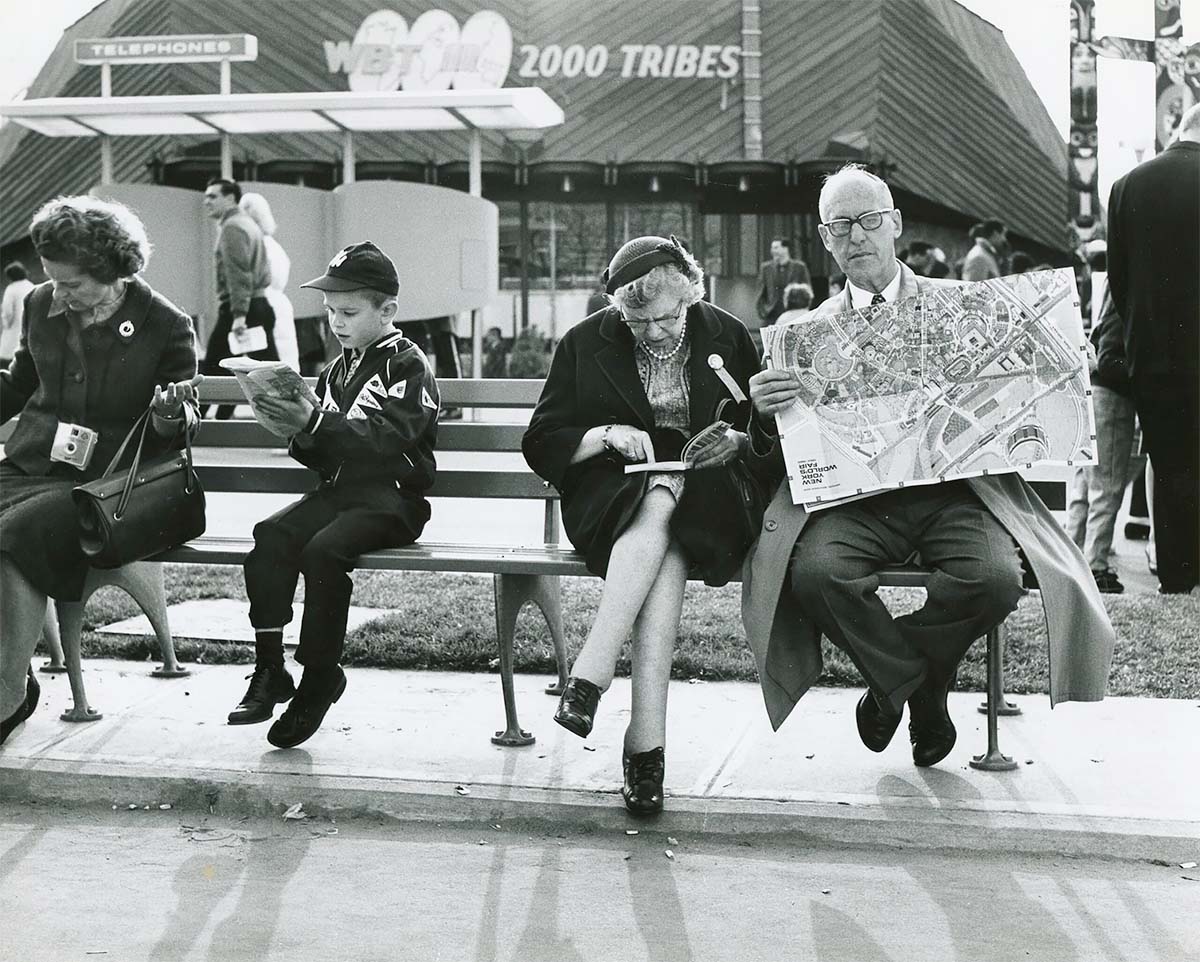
[{"x1": 821, "y1": 208, "x2": 896, "y2": 237}]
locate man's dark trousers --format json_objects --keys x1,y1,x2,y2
[
  {"x1": 203, "y1": 296, "x2": 278, "y2": 419},
  {"x1": 1134, "y1": 381, "x2": 1199, "y2": 592},
  {"x1": 244, "y1": 484, "x2": 428, "y2": 667},
  {"x1": 789, "y1": 482, "x2": 1025, "y2": 713}
]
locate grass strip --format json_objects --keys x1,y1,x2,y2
[{"x1": 67, "y1": 565, "x2": 1200, "y2": 699}]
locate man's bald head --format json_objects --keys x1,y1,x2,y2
[{"x1": 818, "y1": 165, "x2": 894, "y2": 222}]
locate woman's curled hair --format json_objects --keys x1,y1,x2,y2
[
  {"x1": 611, "y1": 252, "x2": 705, "y2": 313},
  {"x1": 30, "y1": 195, "x2": 151, "y2": 282}
]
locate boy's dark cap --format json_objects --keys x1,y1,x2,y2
[{"x1": 301, "y1": 241, "x2": 400, "y2": 296}]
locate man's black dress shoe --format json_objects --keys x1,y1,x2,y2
[
  {"x1": 622, "y1": 746, "x2": 665, "y2": 815},
  {"x1": 267, "y1": 666, "x2": 346, "y2": 749},
  {"x1": 908, "y1": 671, "x2": 956, "y2": 767},
  {"x1": 0, "y1": 669, "x2": 40, "y2": 746},
  {"x1": 228, "y1": 663, "x2": 295, "y2": 725},
  {"x1": 554, "y1": 676, "x2": 601, "y2": 738},
  {"x1": 855, "y1": 689, "x2": 902, "y2": 752}
]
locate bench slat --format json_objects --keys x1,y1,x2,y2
[
  {"x1": 156, "y1": 535, "x2": 942, "y2": 589},
  {"x1": 157, "y1": 537, "x2": 592, "y2": 575},
  {"x1": 191, "y1": 420, "x2": 528, "y2": 452},
  {"x1": 193, "y1": 448, "x2": 552, "y2": 498},
  {"x1": 197, "y1": 377, "x2": 542, "y2": 407}
]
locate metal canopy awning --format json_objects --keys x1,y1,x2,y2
[{"x1": 0, "y1": 88, "x2": 564, "y2": 138}]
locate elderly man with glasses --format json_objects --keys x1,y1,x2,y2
[{"x1": 741, "y1": 164, "x2": 1114, "y2": 768}]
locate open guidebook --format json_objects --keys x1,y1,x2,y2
[
  {"x1": 218, "y1": 357, "x2": 321, "y2": 438},
  {"x1": 623, "y1": 420, "x2": 731, "y2": 473}
]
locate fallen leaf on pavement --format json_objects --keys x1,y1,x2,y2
[
  {"x1": 583, "y1": 745, "x2": 596, "y2": 752},
  {"x1": 455, "y1": 785, "x2": 471, "y2": 796},
  {"x1": 667, "y1": 837, "x2": 679, "y2": 846},
  {"x1": 664, "y1": 849, "x2": 674, "y2": 860},
  {"x1": 1181, "y1": 862, "x2": 1198, "y2": 869},
  {"x1": 821, "y1": 889, "x2": 831, "y2": 895},
  {"x1": 625, "y1": 830, "x2": 639, "y2": 836},
  {"x1": 282, "y1": 803, "x2": 308, "y2": 820}
]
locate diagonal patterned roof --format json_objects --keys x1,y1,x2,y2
[{"x1": 1, "y1": 0, "x2": 1068, "y2": 251}]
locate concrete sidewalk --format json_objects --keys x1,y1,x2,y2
[{"x1": 2, "y1": 660, "x2": 1196, "y2": 860}]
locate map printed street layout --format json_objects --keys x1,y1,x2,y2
[{"x1": 761, "y1": 269, "x2": 1096, "y2": 508}]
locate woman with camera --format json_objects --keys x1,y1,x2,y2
[
  {"x1": 523, "y1": 236, "x2": 761, "y2": 814},
  {"x1": 0, "y1": 196, "x2": 201, "y2": 745}
]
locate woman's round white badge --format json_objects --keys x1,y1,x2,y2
[
  {"x1": 118, "y1": 320, "x2": 135, "y2": 337},
  {"x1": 707, "y1": 353, "x2": 724, "y2": 370}
]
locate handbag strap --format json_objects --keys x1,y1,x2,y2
[
  {"x1": 113, "y1": 406, "x2": 198, "y2": 520},
  {"x1": 99, "y1": 406, "x2": 153, "y2": 478}
]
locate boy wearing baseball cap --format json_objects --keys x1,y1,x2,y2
[{"x1": 230, "y1": 241, "x2": 440, "y2": 748}]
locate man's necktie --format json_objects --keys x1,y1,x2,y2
[{"x1": 871, "y1": 293, "x2": 886, "y2": 305}]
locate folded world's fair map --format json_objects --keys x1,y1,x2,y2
[{"x1": 761, "y1": 269, "x2": 1096, "y2": 509}]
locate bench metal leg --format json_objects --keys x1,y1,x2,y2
[
  {"x1": 54, "y1": 599, "x2": 101, "y2": 723},
  {"x1": 54, "y1": 563, "x2": 181, "y2": 723},
  {"x1": 969, "y1": 624, "x2": 1017, "y2": 772},
  {"x1": 39, "y1": 603, "x2": 68, "y2": 674},
  {"x1": 491, "y1": 573, "x2": 551, "y2": 746},
  {"x1": 114, "y1": 563, "x2": 187, "y2": 678},
  {"x1": 977, "y1": 625, "x2": 1022, "y2": 716}
]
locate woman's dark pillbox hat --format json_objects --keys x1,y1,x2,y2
[{"x1": 602, "y1": 234, "x2": 689, "y2": 295}]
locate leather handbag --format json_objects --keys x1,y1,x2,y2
[
  {"x1": 671, "y1": 397, "x2": 768, "y2": 587},
  {"x1": 72, "y1": 405, "x2": 206, "y2": 568}
]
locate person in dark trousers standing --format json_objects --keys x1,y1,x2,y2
[
  {"x1": 201, "y1": 178, "x2": 277, "y2": 419},
  {"x1": 754, "y1": 238, "x2": 811, "y2": 338},
  {"x1": 1106, "y1": 103, "x2": 1200, "y2": 594},
  {"x1": 229, "y1": 242, "x2": 440, "y2": 748}
]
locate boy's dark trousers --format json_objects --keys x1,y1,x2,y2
[{"x1": 244, "y1": 483, "x2": 428, "y2": 667}]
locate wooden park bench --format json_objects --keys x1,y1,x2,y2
[{"x1": 4, "y1": 377, "x2": 1069, "y2": 771}]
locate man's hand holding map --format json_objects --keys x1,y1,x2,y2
[
  {"x1": 218, "y1": 358, "x2": 320, "y2": 438},
  {"x1": 760, "y1": 270, "x2": 1096, "y2": 508}
]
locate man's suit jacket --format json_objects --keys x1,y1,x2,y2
[
  {"x1": 961, "y1": 240, "x2": 1001, "y2": 281},
  {"x1": 1106, "y1": 139, "x2": 1200, "y2": 383},
  {"x1": 740, "y1": 262, "x2": 1115, "y2": 730},
  {"x1": 755, "y1": 258, "x2": 811, "y2": 325}
]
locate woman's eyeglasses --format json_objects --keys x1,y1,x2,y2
[
  {"x1": 621, "y1": 301, "x2": 686, "y2": 330},
  {"x1": 821, "y1": 208, "x2": 895, "y2": 237}
]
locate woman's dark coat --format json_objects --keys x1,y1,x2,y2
[
  {"x1": 0, "y1": 276, "x2": 199, "y2": 479},
  {"x1": 522, "y1": 301, "x2": 760, "y2": 577}
]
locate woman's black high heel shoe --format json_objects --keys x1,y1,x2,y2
[
  {"x1": 554, "y1": 676, "x2": 601, "y2": 737},
  {"x1": 622, "y1": 746, "x2": 665, "y2": 815}
]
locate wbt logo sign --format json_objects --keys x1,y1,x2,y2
[{"x1": 323, "y1": 9, "x2": 513, "y2": 91}]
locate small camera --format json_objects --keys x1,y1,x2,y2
[{"x1": 50, "y1": 422, "x2": 98, "y2": 470}]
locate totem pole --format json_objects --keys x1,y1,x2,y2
[{"x1": 1069, "y1": 0, "x2": 1199, "y2": 248}]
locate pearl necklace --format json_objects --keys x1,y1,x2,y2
[{"x1": 637, "y1": 318, "x2": 688, "y2": 363}]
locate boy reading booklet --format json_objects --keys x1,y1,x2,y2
[{"x1": 228, "y1": 241, "x2": 440, "y2": 749}]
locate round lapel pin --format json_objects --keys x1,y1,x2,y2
[
  {"x1": 707, "y1": 353, "x2": 724, "y2": 370},
  {"x1": 118, "y1": 320, "x2": 135, "y2": 338}
]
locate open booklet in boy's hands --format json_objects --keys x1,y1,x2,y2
[
  {"x1": 218, "y1": 357, "x2": 321, "y2": 438},
  {"x1": 623, "y1": 420, "x2": 731, "y2": 473}
]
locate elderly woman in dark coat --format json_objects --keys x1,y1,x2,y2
[
  {"x1": 523, "y1": 236, "x2": 760, "y2": 814},
  {"x1": 0, "y1": 196, "x2": 200, "y2": 745}
]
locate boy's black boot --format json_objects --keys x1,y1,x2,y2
[
  {"x1": 228, "y1": 663, "x2": 295, "y2": 725},
  {"x1": 267, "y1": 666, "x2": 346, "y2": 749}
]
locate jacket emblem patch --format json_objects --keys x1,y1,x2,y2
[
  {"x1": 345, "y1": 403, "x2": 368, "y2": 420},
  {"x1": 388, "y1": 380, "x2": 406, "y2": 399},
  {"x1": 420, "y1": 386, "x2": 438, "y2": 410},
  {"x1": 355, "y1": 388, "x2": 382, "y2": 411}
]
